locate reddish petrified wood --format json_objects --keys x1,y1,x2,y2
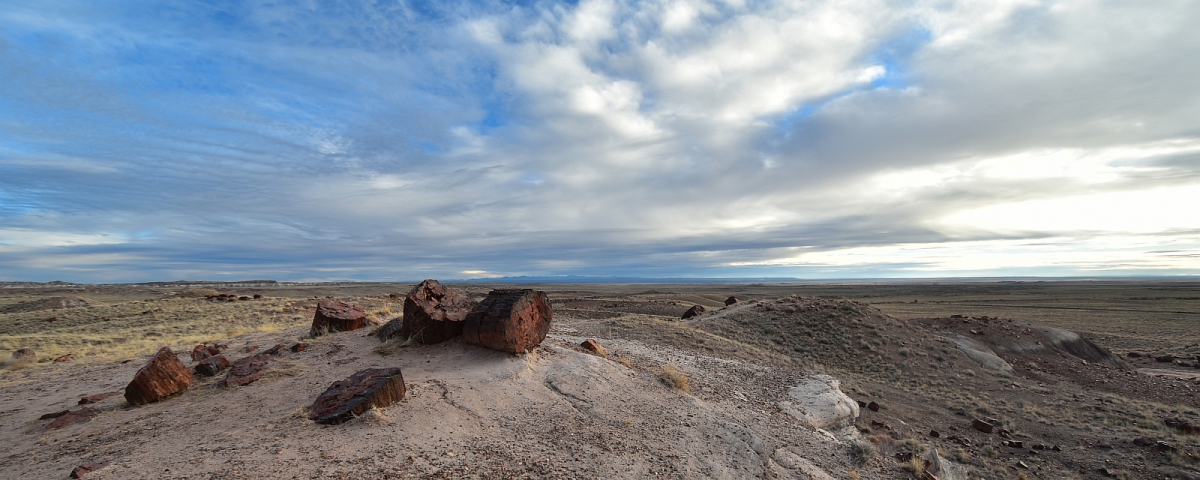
[
  {"x1": 681, "y1": 305, "x2": 706, "y2": 319},
  {"x1": 308, "y1": 368, "x2": 406, "y2": 425},
  {"x1": 724, "y1": 296, "x2": 739, "y2": 306},
  {"x1": 291, "y1": 342, "x2": 308, "y2": 353},
  {"x1": 310, "y1": 299, "x2": 367, "y2": 336},
  {"x1": 580, "y1": 338, "x2": 607, "y2": 357},
  {"x1": 124, "y1": 347, "x2": 194, "y2": 405},
  {"x1": 462, "y1": 289, "x2": 552, "y2": 354},
  {"x1": 78, "y1": 392, "x2": 120, "y2": 405},
  {"x1": 43, "y1": 407, "x2": 98, "y2": 430},
  {"x1": 70, "y1": 462, "x2": 108, "y2": 478},
  {"x1": 191, "y1": 344, "x2": 219, "y2": 362},
  {"x1": 386, "y1": 279, "x2": 476, "y2": 344},
  {"x1": 193, "y1": 355, "x2": 231, "y2": 377},
  {"x1": 221, "y1": 353, "x2": 274, "y2": 387}
]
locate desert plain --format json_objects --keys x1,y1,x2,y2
[{"x1": 1, "y1": 279, "x2": 1198, "y2": 479}]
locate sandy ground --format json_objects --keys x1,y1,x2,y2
[{"x1": 1, "y1": 323, "x2": 870, "y2": 479}]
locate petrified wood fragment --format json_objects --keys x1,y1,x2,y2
[
  {"x1": 462, "y1": 289, "x2": 552, "y2": 353},
  {"x1": 125, "y1": 347, "x2": 194, "y2": 405},
  {"x1": 308, "y1": 368, "x2": 406, "y2": 425}
]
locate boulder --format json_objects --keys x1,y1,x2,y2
[
  {"x1": 222, "y1": 353, "x2": 274, "y2": 387},
  {"x1": 11, "y1": 348, "x2": 35, "y2": 361},
  {"x1": 193, "y1": 355, "x2": 230, "y2": 377},
  {"x1": 724, "y1": 296, "x2": 739, "y2": 306},
  {"x1": 580, "y1": 338, "x2": 607, "y2": 357},
  {"x1": 389, "y1": 279, "x2": 476, "y2": 344},
  {"x1": 190, "y1": 344, "x2": 218, "y2": 362},
  {"x1": 777, "y1": 375, "x2": 860, "y2": 430},
  {"x1": 972, "y1": 419, "x2": 994, "y2": 433},
  {"x1": 308, "y1": 368, "x2": 406, "y2": 424},
  {"x1": 124, "y1": 347, "x2": 194, "y2": 405},
  {"x1": 462, "y1": 289, "x2": 552, "y2": 354},
  {"x1": 867, "y1": 401, "x2": 880, "y2": 412},
  {"x1": 310, "y1": 299, "x2": 368, "y2": 336},
  {"x1": 681, "y1": 305, "x2": 706, "y2": 319}
]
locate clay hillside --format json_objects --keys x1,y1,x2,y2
[{"x1": 1, "y1": 281, "x2": 1198, "y2": 479}]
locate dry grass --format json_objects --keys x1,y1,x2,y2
[
  {"x1": 659, "y1": 364, "x2": 690, "y2": 393},
  {"x1": 360, "y1": 406, "x2": 392, "y2": 426}
]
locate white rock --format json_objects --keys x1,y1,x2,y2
[{"x1": 778, "y1": 375, "x2": 859, "y2": 430}]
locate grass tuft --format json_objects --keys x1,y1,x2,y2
[{"x1": 660, "y1": 364, "x2": 690, "y2": 393}]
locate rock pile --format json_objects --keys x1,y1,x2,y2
[
  {"x1": 463, "y1": 289, "x2": 553, "y2": 353},
  {"x1": 310, "y1": 299, "x2": 367, "y2": 336},
  {"x1": 125, "y1": 347, "x2": 194, "y2": 405}
]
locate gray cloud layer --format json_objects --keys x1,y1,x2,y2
[{"x1": 2, "y1": 0, "x2": 1199, "y2": 282}]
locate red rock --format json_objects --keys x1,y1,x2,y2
[
  {"x1": 191, "y1": 344, "x2": 218, "y2": 362},
  {"x1": 253, "y1": 294, "x2": 263, "y2": 299},
  {"x1": 193, "y1": 355, "x2": 230, "y2": 377},
  {"x1": 245, "y1": 345, "x2": 259, "y2": 353},
  {"x1": 11, "y1": 348, "x2": 35, "y2": 361},
  {"x1": 386, "y1": 279, "x2": 476, "y2": 344},
  {"x1": 43, "y1": 407, "x2": 98, "y2": 430},
  {"x1": 263, "y1": 343, "x2": 287, "y2": 355},
  {"x1": 124, "y1": 347, "x2": 194, "y2": 405},
  {"x1": 724, "y1": 296, "x2": 739, "y2": 306},
  {"x1": 221, "y1": 353, "x2": 273, "y2": 387},
  {"x1": 681, "y1": 305, "x2": 706, "y2": 319},
  {"x1": 310, "y1": 299, "x2": 368, "y2": 336},
  {"x1": 78, "y1": 392, "x2": 119, "y2": 404},
  {"x1": 580, "y1": 339, "x2": 607, "y2": 357},
  {"x1": 70, "y1": 462, "x2": 107, "y2": 478},
  {"x1": 870, "y1": 420, "x2": 892, "y2": 431},
  {"x1": 39, "y1": 409, "x2": 70, "y2": 420},
  {"x1": 867, "y1": 401, "x2": 880, "y2": 412},
  {"x1": 308, "y1": 368, "x2": 406, "y2": 424},
  {"x1": 972, "y1": 419, "x2": 994, "y2": 434},
  {"x1": 291, "y1": 342, "x2": 308, "y2": 353},
  {"x1": 462, "y1": 289, "x2": 552, "y2": 354},
  {"x1": 929, "y1": 430, "x2": 940, "y2": 438},
  {"x1": 54, "y1": 353, "x2": 76, "y2": 362}
]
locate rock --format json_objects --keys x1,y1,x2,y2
[
  {"x1": 11, "y1": 348, "x2": 35, "y2": 361},
  {"x1": 777, "y1": 375, "x2": 860, "y2": 430},
  {"x1": 310, "y1": 299, "x2": 368, "y2": 336},
  {"x1": 190, "y1": 344, "x2": 218, "y2": 362},
  {"x1": 929, "y1": 430, "x2": 941, "y2": 438},
  {"x1": 681, "y1": 305, "x2": 706, "y2": 319},
  {"x1": 871, "y1": 420, "x2": 892, "y2": 430},
  {"x1": 1165, "y1": 418, "x2": 1199, "y2": 434},
  {"x1": 374, "y1": 317, "x2": 405, "y2": 343},
  {"x1": 253, "y1": 294, "x2": 263, "y2": 299},
  {"x1": 43, "y1": 407, "x2": 98, "y2": 430},
  {"x1": 308, "y1": 368, "x2": 406, "y2": 424},
  {"x1": 221, "y1": 353, "x2": 274, "y2": 387},
  {"x1": 263, "y1": 343, "x2": 287, "y2": 355},
  {"x1": 70, "y1": 462, "x2": 107, "y2": 478},
  {"x1": 245, "y1": 345, "x2": 259, "y2": 353},
  {"x1": 1156, "y1": 355, "x2": 1176, "y2": 363},
  {"x1": 922, "y1": 448, "x2": 967, "y2": 480},
  {"x1": 580, "y1": 339, "x2": 607, "y2": 357},
  {"x1": 462, "y1": 289, "x2": 552, "y2": 354},
  {"x1": 972, "y1": 419, "x2": 994, "y2": 434},
  {"x1": 1005, "y1": 440, "x2": 1024, "y2": 448},
  {"x1": 724, "y1": 296, "x2": 739, "y2": 306},
  {"x1": 238, "y1": 296, "x2": 250, "y2": 301},
  {"x1": 54, "y1": 353, "x2": 76, "y2": 362},
  {"x1": 78, "y1": 392, "x2": 119, "y2": 404},
  {"x1": 867, "y1": 401, "x2": 880, "y2": 412},
  {"x1": 1127, "y1": 352, "x2": 1143, "y2": 358},
  {"x1": 124, "y1": 347, "x2": 194, "y2": 405},
  {"x1": 39, "y1": 409, "x2": 69, "y2": 420},
  {"x1": 291, "y1": 342, "x2": 308, "y2": 353},
  {"x1": 949, "y1": 335, "x2": 1013, "y2": 372},
  {"x1": 193, "y1": 355, "x2": 230, "y2": 377},
  {"x1": 390, "y1": 279, "x2": 477, "y2": 344}
]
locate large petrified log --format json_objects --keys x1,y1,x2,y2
[
  {"x1": 125, "y1": 347, "x2": 194, "y2": 405},
  {"x1": 380, "y1": 279, "x2": 476, "y2": 344},
  {"x1": 462, "y1": 289, "x2": 552, "y2": 353},
  {"x1": 308, "y1": 368, "x2": 406, "y2": 424},
  {"x1": 310, "y1": 299, "x2": 367, "y2": 336},
  {"x1": 221, "y1": 353, "x2": 274, "y2": 387}
]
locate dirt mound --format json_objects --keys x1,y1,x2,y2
[{"x1": 0, "y1": 296, "x2": 93, "y2": 314}]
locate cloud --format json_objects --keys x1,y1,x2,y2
[{"x1": 1, "y1": 0, "x2": 1199, "y2": 281}]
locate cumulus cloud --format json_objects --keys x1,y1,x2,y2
[{"x1": 1, "y1": 0, "x2": 1198, "y2": 281}]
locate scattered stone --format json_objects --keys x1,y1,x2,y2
[
  {"x1": 125, "y1": 347, "x2": 194, "y2": 405},
  {"x1": 724, "y1": 296, "x2": 739, "y2": 306},
  {"x1": 78, "y1": 392, "x2": 119, "y2": 404},
  {"x1": 191, "y1": 344, "x2": 219, "y2": 362},
  {"x1": 1051, "y1": 445, "x2": 1061, "y2": 452},
  {"x1": 310, "y1": 299, "x2": 368, "y2": 336},
  {"x1": 867, "y1": 401, "x2": 880, "y2": 412},
  {"x1": 681, "y1": 305, "x2": 706, "y2": 319},
  {"x1": 193, "y1": 355, "x2": 230, "y2": 377},
  {"x1": 1127, "y1": 352, "x2": 1143, "y2": 358},
  {"x1": 291, "y1": 342, "x2": 308, "y2": 353},
  {"x1": 777, "y1": 375, "x2": 860, "y2": 430},
  {"x1": 54, "y1": 353, "x2": 76, "y2": 362},
  {"x1": 308, "y1": 368, "x2": 406, "y2": 425},
  {"x1": 1032, "y1": 443, "x2": 1046, "y2": 450},
  {"x1": 389, "y1": 279, "x2": 477, "y2": 344},
  {"x1": 222, "y1": 353, "x2": 274, "y2": 387},
  {"x1": 580, "y1": 339, "x2": 607, "y2": 357},
  {"x1": 238, "y1": 296, "x2": 250, "y2": 301},
  {"x1": 70, "y1": 462, "x2": 107, "y2": 478},
  {"x1": 1005, "y1": 440, "x2": 1024, "y2": 448},
  {"x1": 870, "y1": 420, "x2": 892, "y2": 431},
  {"x1": 929, "y1": 430, "x2": 941, "y2": 438},
  {"x1": 1017, "y1": 461, "x2": 1029, "y2": 469},
  {"x1": 245, "y1": 345, "x2": 259, "y2": 353},
  {"x1": 972, "y1": 419, "x2": 994, "y2": 434},
  {"x1": 462, "y1": 289, "x2": 553, "y2": 354},
  {"x1": 857, "y1": 400, "x2": 867, "y2": 408},
  {"x1": 43, "y1": 407, "x2": 98, "y2": 430},
  {"x1": 253, "y1": 294, "x2": 263, "y2": 299},
  {"x1": 263, "y1": 343, "x2": 287, "y2": 355},
  {"x1": 39, "y1": 409, "x2": 69, "y2": 420},
  {"x1": 11, "y1": 348, "x2": 35, "y2": 361},
  {"x1": 1156, "y1": 355, "x2": 1176, "y2": 363},
  {"x1": 1165, "y1": 418, "x2": 1200, "y2": 434}
]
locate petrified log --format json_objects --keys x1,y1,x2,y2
[
  {"x1": 462, "y1": 289, "x2": 552, "y2": 353},
  {"x1": 724, "y1": 296, "x2": 739, "y2": 306},
  {"x1": 221, "y1": 353, "x2": 274, "y2": 387},
  {"x1": 124, "y1": 347, "x2": 194, "y2": 405},
  {"x1": 308, "y1": 368, "x2": 406, "y2": 424},
  {"x1": 310, "y1": 299, "x2": 367, "y2": 336},
  {"x1": 681, "y1": 305, "x2": 706, "y2": 319},
  {"x1": 191, "y1": 344, "x2": 219, "y2": 362},
  {"x1": 387, "y1": 279, "x2": 477, "y2": 344},
  {"x1": 193, "y1": 355, "x2": 230, "y2": 377},
  {"x1": 580, "y1": 339, "x2": 607, "y2": 357}
]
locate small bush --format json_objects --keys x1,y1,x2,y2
[
  {"x1": 660, "y1": 364, "x2": 690, "y2": 393},
  {"x1": 849, "y1": 440, "x2": 875, "y2": 467}
]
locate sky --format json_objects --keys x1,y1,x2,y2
[{"x1": 2, "y1": 0, "x2": 1199, "y2": 283}]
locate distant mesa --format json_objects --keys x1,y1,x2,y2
[
  {"x1": 463, "y1": 289, "x2": 553, "y2": 354},
  {"x1": 310, "y1": 299, "x2": 368, "y2": 336}
]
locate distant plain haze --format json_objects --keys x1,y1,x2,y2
[{"x1": 2, "y1": 1, "x2": 1199, "y2": 282}]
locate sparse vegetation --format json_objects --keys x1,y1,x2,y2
[
  {"x1": 659, "y1": 364, "x2": 690, "y2": 393},
  {"x1": 849, "y1": 439, "x2": 875, "y2": 467}
]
